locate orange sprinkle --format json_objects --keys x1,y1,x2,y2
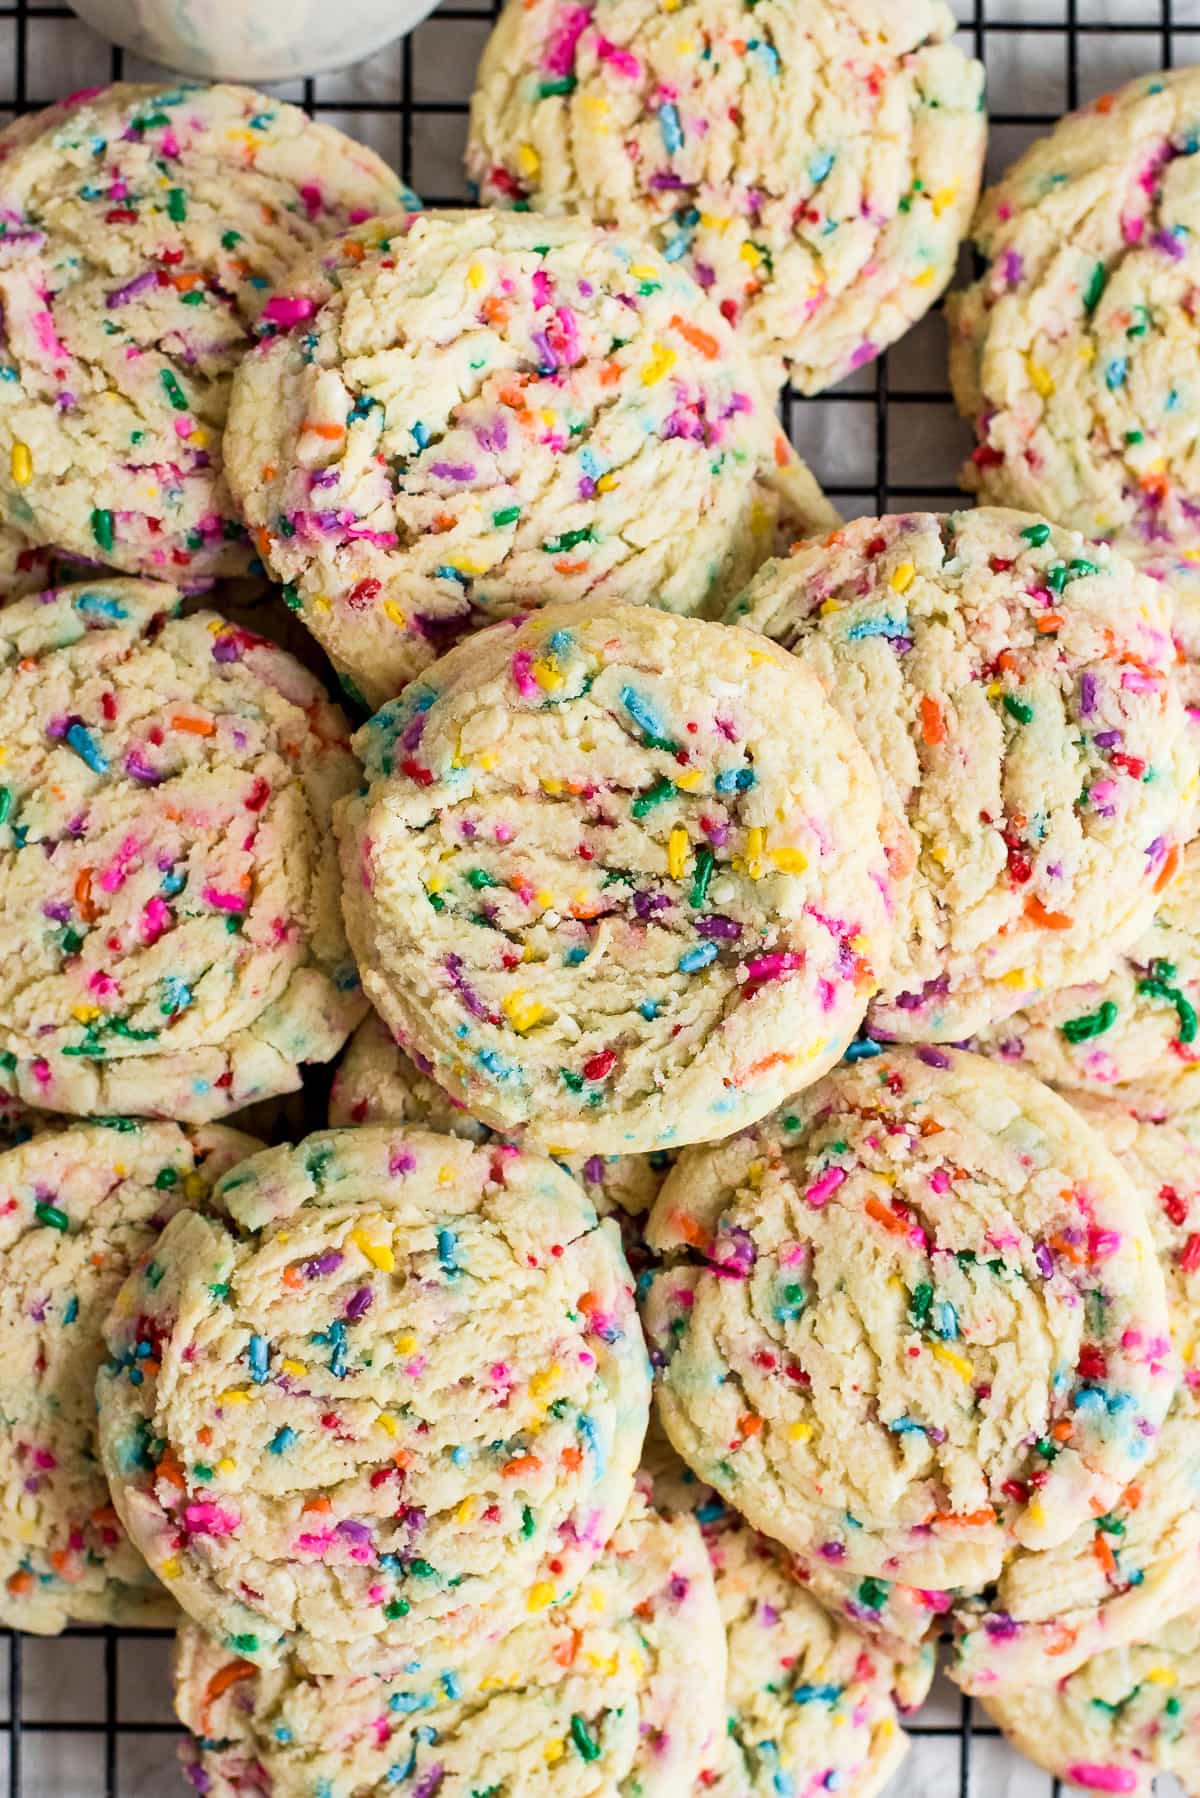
[
  {"x1": 733, "y1": 1048, "x2": 797, "y2": 1087},
  {"x1": 1123, "y1": 1482, "x2": 1143, "y2": 1511},
  {"x1": 154, "y1": 1451, "x2": 186, "y2": 1491},
  {"x1": 598, "y1": 360, "x2": 624, "y2": 387},
  {"x1": 1092, "y1": 1531, "x2": 1117, "y2": 1579},
  {"x1": 6, "y1": 1571, "x2": 32, "y2": 1597},
  {"x1": 551, "y1": 1629, "x2": 580, "y2": 1668},
  {"x1": 554, "y1": 559, "x2": 589, "y2": 576},
  {"x1": 204, "y1": 1659, "x2": 256, "y2": 1707},
  {"x1": 282, "y1": 1266, "x2": 305, "y2": 1290},
  {"x1": 261, "y1": 463, "x2": 276, "y2": 482},
  {"x1": 666, "y1": 1207, "x2": 710, "y2": 1251},
  {"x1": 254, "y1": 527, "x2": 271, "y2": 562},
  {"x1": 1025, "y1": 895, "x2": 1073, "y2": 930},
  {"x1": 560, "y1": 1446, "x2": 583, "y2": 1472},
  {"x1": 932, "y1": 1507, "x2": 997, "y2": 1529},
  {"x1": 75, "y1": 867, "x2": 97, "y2": 923},
  {"x1": 1095, "y1": 92, "x2": 1116, "y2": 113},
  {"x1": 90, "y1": 1505, "x2": 120, "y2": 1528},
  {"x1": 501, "y1": 1454, "x2": 542, "y2": 1478},
  {"x1": 1045, "y1": 1621, "x2": 1078, "y2": 1656},
  {"x1": 301, "y1": 421, "x2": 346, "y2": 441},
  {"x1": 1050, "y1": 1232, "x2": 1087, "y2": 1266},
  {"x1": 773, "y1": 434, "x2": 791, "y2": 468},
  {"x1": 343, "y1": 239, "x2": 366, "y2": 261},
  {"x1": 919, "y1": 695, "x2": 945, "y2": 745},
  {"x1": 303, "y1": 1496, "x2": 332, "y2": 1515},
  {"x1": 865, "y1": 1196, "x2": 909, "y2": 1237},
  {"x1": 1155, "y1": 844, "x2": 1180, "y2": 894},
  {"x1": 1035, "y1": 613, "x2": 1064, "y2": 634},
  {"x1": 197, "y1": 1426, "x2": 213, "y2": 1448},
  {"x1": 1052, "y1": 1418, "x2": 1074, "y2": 1442},
  {"x1": 170, "y1": 713, "x2": 216, "y2": 736},
  {"x1": 167, "y1": 270, "x2": 204, "y2": 292},
  {"x1": 669, "y1": 313, "x2": 720, "y2": 359},
  {"x1": 737, "y1": 1414, "x2": 763, "y2": 1438}
]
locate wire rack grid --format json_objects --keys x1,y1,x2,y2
[{"x1": 0, "y1": 0, "x2": 1193, "y2": 1792}]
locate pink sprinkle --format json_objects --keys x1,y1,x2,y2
[
  {"x1": 532, "y1": 270, "x2": 552, "y2": 310},
  {"x1": 929, "y1": 1168, "x2": 950, "y2": 1194},
  {"x1": 140, "y1": 895, "x2": 171, "y2": 946},
  {"x1": 296, "y1": 1530, "x2": 335, "y2": 1555},
  {"x1": 31, "y1": 1059, "x2": 50, "y2": 1087},
  {"x1": 544, "y1": 3, "x2": 590, "y2": 76},
  {"x1": 183, "y1": 1502, "x2": 239, "y2": 1538},
  {"x1": 744, "y1": 951, "x2": 804, "y2": 986},
  {"x1": 1121, "y1": 214, "x2": 1144, "y2": 245},
  {"x1": 201, "y1": 885, "x2": 246, "y2": 913},
  {"x1": 99, "y1": 834, "x2": 140, "y2": 894},
  {"x1": 595, "y1": 36, "x2": 640, "y2": 77},
  {"x1": 173, "y1": 417, "x2": 195, "y2": 438},
  {"x1": 850, "y1": 340, "x2": 879, "y2": 370},
  {"x1": 261, "y1": 294, "x2": 317, "y2": 328},
  {"x1": 804, "y1": 1167, "x2": 846, "y2": 1208},
  {"x1": 512, "y1": 649, "x2": 538, "y2": 698},
  {"x1": 1066, "y1": 1765, "x2": 1137, "y2": 1794}
]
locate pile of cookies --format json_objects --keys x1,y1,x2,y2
[{"x1": 0, "y1": 17, "x2": 1197, "y2": 1797}]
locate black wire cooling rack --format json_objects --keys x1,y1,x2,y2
[{"x1": 0, "y1": 0, "x2": 1194, "y2": 1792}]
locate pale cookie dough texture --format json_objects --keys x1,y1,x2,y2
[
  {"x1": 0, "y1": 82, "x2": 416, "y2": 583},
  {"x1": 174, "y1": 1491, "x2": 725, "y2": 1797},
  {"x1": 949, "y1": 66, "x2": 1200, "y2": 561},
  {"x1": 336, "y1": 602, "x2": 894, "y2": 1156},
  {"x1": 331, "y1": 1009, "x2": 671, "y2": 1222},
  {"x1": 643, "y1": 1047, "x2": 1176, "y2": 1593},
  {"x1": 97, "y1": 1126, "x2": 651, "y2": 1676},
  {"x1": 643, "y1": 1429, "x2": 932, "y2": 1798},
  {"x1": 973, "y1": 836, "x2": 1200, "y2": 1115},
  {"x1": 950, "y1": 1098, "x2": 1200, "y2": 1695},
  {"x1": 224, "y1": 207, "x2": 836, "y2": 709},
  {"x1": 0, "y1": 578, "x2": 365, "y2": 1121},
  {"x1": 984, "y1": 1609, "x2": 1200, "y2": 1796},
  {"x1": 0, "y1": 1118, "x2": 258, "y2": 1634},
  {"x1": 467, "y1": 0, "x2": 985, "y2": 394},
  {"x1": 730, "y1": 508, "x2": 1195, "y2": 1042}
]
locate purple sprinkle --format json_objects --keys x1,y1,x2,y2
[
  {"x1": 695, "y1": 914, "x2": 742, "y2": 940},
  {"x1": 445, "y1": 953, "x2": 492, "y2": 1021},
  {"x1": 583, "y1": 1155, "x2": 606, "y2": 1184},
  {"x1": 211, "y1": 631, "x2": 243, "y2": 664},
  {"x1": 106, "y1": 269, "x2": 158, "y2": 309},
  {"x1": 1153, "y1": 227, "x2": 1187, "y2": 260},
  {"x1": 183, "y1": 1763, "x2": 212, "y2": 1794},
  {"x1": 819, "y1": 1541, "x2": 846, "y2": 1562},
  {"x1": 917, "y1": 1047, "x2": 951, "y2": 1070},
  {"x1": 412, "y1": 1769, "x2": 445, "y2": 1798},
  {"x1": 1079, "y1": 672, "x2": 1098, "y2": 717},
  {"x1": 336, "y1": 1518, "x2": 373, "y2": 1545},
  {"x1": 429, "y1": 462, "x2": 476, "y2": 482},
  {"x1": 1000, "y1": 248, "x2": 1024, "y2": 288},
  {"x1": 390, "y1": 1148, "x2": 417, "y2": 1176},
  {"x1": 530, "y1": 330, "x2": 557, "y2": 373},
  {"x1": 345, "y1": 1285, "x2": 373, "y2": 1322},
  {"x1": 1034, "y1": 1243, "x2": 1054, "y2": 1280},
  {"x1": 303, "y1": 1250, "x2": 344, "y2": 1279},
  {"x1": 984, "y1": 1611, "x2": 1020, "y2": 1641},
  {"x1": 1094, "y1": 729, "x2": 1122, "y2": 748}
]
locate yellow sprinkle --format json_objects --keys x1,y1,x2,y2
[
  {"x1": 71, "y1": 1004, "x2": 101, "y2": 1024},
  {"x1": 159, "y1": 1558, "x2": 182, "y2": 1580},
  {"x1": 376, "y1": 1411, "x2": 398, "y2": 1437},
  {"x1": 819, "y1": 598, "x2": 841, "y2": 616},
  {"x1": 1026, "y1": 357, "x2": 1055, "y2": 399},
  {"x1": 189, "y1": 428, "x2": 209, "y2": 448},
  {"x1": 313, "y1": 595, "x2": 331, "y2": 614},
  {"x1": 739, "y1": 241, "x2": 762, "y2": 269},
  {"x1": 911, "y1": 266, "x2": 936, "y2": 288},
  {"x1": 929, "y1": 183, "x2": 958, "y2": 217},
  {"x1": 437, "y1": 1164, "x2": 455, "y2": 1185},
  {"x1": 282, "y1": 1359, "x2": 307, "y2": 1377},
  {"x1": 527, "y1": 1581, "x2": 556, "y2": 1611},
  {"x1": 540, "y1": 776, "x2": 564, "y2": 795},
  {"x1": 1146, "y1": 1666, "x2": 1177, "y2": 1686},
  {"x1": 10, "y1": 442, "x2": 32, "y2": 485},
  {"x1": 878, "y1": 1718, "x2": 897, "y2": 1741},
  {"x1": 629, "y1": 264, "x2": 659, "y2": 279},
  {"x1": 535, "y1": 889, "x2": 554, "y2": 909},
  {"x1": 396, "y1": 1334, "x2": 417, "y2": 1354},
  {"x1": 475, "y1": 750, "x2": 497, "y2": 772},
  {"x1": 929, "y1": 845, "x2": 949, "y2": 865},
  {"x1": 543, "y1": 1739, "x2": 566, "y2": 1765},
  {"x1": 529, "y1": 1364, "x2": 562, "y2": 1399},
  {"x1": 745, "y1": 826, "x2": 766, "y2": 879},
  {"x1": 698, "y1": 212, "x2": 731, "y2": 232},
  {"x1": 585, "y1": 1651, "x2": 619, "y2": 1677},
  {"x1": 595, "y1": 472, "x2": 617, "y2": 493},
  {"x1": 216, "y1": 1458, "x2": 237, "y2": 1476},
  {"x1": 788, "y1": 1421, "x2": 812, "y2": 1442},
  {"x1": 675, "y1": 768, "x2": 702, "y2": 791},
  {"x1": 383, "y1": 600, "x2": 407, "y2": 630},
  {"x1": 769, "y1": 847, "x2": 808, "y2": 875},
  {"x1": 587, "y1": 1585, "x2": 607, "y2": 1611},
  {"x1": 1000, "y1": 968, "x2": 1034, "y2": 989},
  {"x1": 933, "y1": 1343, "x2": 972, "y2": 1382},
  {"x1": 641, "y1": 343, "x2": 677, "y2": 386},
  {"x1": 1026, "y1": 1500, "x2": 1046, "y2": 1528},
  {"x1": 668, "y1": 825, "x2": 689, "y2": 881},
  {"x1": 531, "y1": 658, "x2": 563, "y2": 691},
  {"x1": 183, "y1": 1173, "x2": 206, "y2": 1203},
  {"x1": 890, "y1": 561, "x2": 915, "y2": 594},
  {"x1": 351, "y1": 1227, "x2": 395, "y2": 1272},
  {"x1": 218, "y1": 1389, "x2": 253, "y2": 1405},
  {"x1": 581, "y1": 94, "x2": 610, "y2": 116},
  {"x1": 503, "y1": 989, "x2": 547, "y2": 1034},
  {"x1": 1078, "y1": 341, "x2": 1096, "y2": 365},
  {"x1": 448, "y1": 558, "x2": 488, "y2": 578},
  {"x1": 426, "y1": 872, "x2": 446, "y2": 895},
  {"x1": 456, "y1": 1495, "x2": 477, "y2": 1524},
  {"x1": 467, "y1": 260, "x2": 486, "y2": 288}
]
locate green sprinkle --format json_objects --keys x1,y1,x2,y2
[
  {"x1": 1046, "y1": 562, "x2": 1068, "y2": 594},
  {"x1": 560, "y1": 1068, "x2": 585, "y2": 1093},
  {"x1": 1003, "y1": 695, "x2": 1034, "y2": 725},
  {"x1": 0, "y1": 1051, "x2": 15, "y2": 1073},
  {"x1": 466, "y1": 868, "x2": 498, "y2": 889},
  {"x1": 282, "y1": 583, "x2": 302, "y2": 613},
  {"x1": 909, "y1": 1282, "x2": 933, "y2": 1327},
  {"x1": 59, "y1": 926, "x2": 83, "y2": 956},
  {"x1": 1137, "y1": 960, "x2": 1198, "y2": 1045},
  {"x1": 1068, "y1": 558, "x2": 1100, "y2": 580},
  {"x1": 180, "y1": 290, "x2": 204, "y2": 306},
  {"x1": 1061, "y1": 1000, "x2": 1119, "y2": 1044},
  {"x1": 167, "y1": 188, "x2": 187, "y2": 223},
  {"x1": 0, "y1": 788, "x2": 10, "y2": 825},
  {"x1": 1125, "y1": 429, "x2": 1144, "y2": 444},
  {"x1": 427, "y1": 891, "x2": 446, "y2": 912},
  {"x1": 631, "y1": 777, "x2": 675, "y2": 818},
  {"x1": 521, "y1": 1504, "x2": 536, "y2": 1539},
  {"x1": 1095, "y1": 1514, "x2": 1125, "y2": 1536},
  {"x1": 407, "y1": 1559, "x2": 436, "y2": 1579},
  {"x1": 91, "y1": 509, "x2": 115, "y2": 554},
  {"x1": 154, "y1": 1168, "x2": 179, "y2": 1189},
  {"x1": 160, "y1": 369, "x2": 189, "y2": 412},
  {"x1": 538, "y1": 76, "x2": 577, "y2": 97},
  {"x1": 34, "y1": 1201, "x2": 69, "y2": 1231},
  {"x1": 384, "y1": 1597, "x2": 410, "y2": 1620},
  {"x1": 857, "y1": 1577, "x2": 889, "y2": 1610},
  {"x1": 492, "y1": 505, "x2": 521, "y2": 527},
  {"x1": 1019, "y1": 522, "x2": 1051, "y2": 547},
  {"x1": 230, "y1": 1634, "x2": 259, "y2": 1654},
  {"x1": 542, "y1": 526, "x2": 595, "y2": 554},
  {"x1": 570, "y1": 1715, "x2": 602, "y2": 1763},
  {"x1": 689, "y1": 846, "x2": 715, "y2": 909},
  {"x1": 1083, "y1": 262, "x2": 1108, "y2": 314}
]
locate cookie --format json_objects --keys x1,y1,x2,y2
[
  {"x1": 174, "y1": 1488, "x2": 724, "y2": 1796},
  {"x1": 950, "y1": 1097, "x2": 1200, "y2": 1694},
  {"x1": 643, "y1": 1046, "x2": 1176, "y2": 1592},
  {"x1": 224, "y1": 207, "x2": 836, "y2": 709},
  {"x1": 973, "y1": 837, "x2": 1200, "y2": 1115},
  {"x1": 329, "y1": 1009, "x2": 671, "y2": 1225},
  {"x1": 0, "y1": 82, "x2": 416, "y2": 583},
  {"x1": 467, "y1": 0, "x2": 985, "y2": 394},
  {"x1": 0, "y1": 1117, "x2": 258, "y2": 1633},
  {"x1": 643, "y1": 1427, "x2": 932, "y2": 1797},
  {"x1": 949, "y1": 67, "x2": 1200, "y2": 560},
  {"x1": 97, "y1": 1125, "x2": 651, "y2": 1675},
  {"x1": 983, "y1": 1608, "x2": 1200, "y2": 1796},
  {"x1": 0, "y1": 578, "x2": 365, "y2": 1121},
  {"x1": 335, "y1": 602, "x2": 893, "y2": 1155},
  {"x1": 729, "y1": 508, "x2": 1195, "y2": 1043}
]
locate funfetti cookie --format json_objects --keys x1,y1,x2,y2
[
  {"x1": 949, "y1": 66, "x2": 1200, "y2": 560},
  {"x1": 467, "y1": 0, "x2": 985, "y2": 394},
  {"x1": 0, "y1": 82, "x2": 417, "y2": 583},
  {"x1": 0, "y1": 1118, "x2": 258, "y2": 1634},
  {"x1": 173, "y1": 1489, "x2": 725, "y2": 1797},
  {"x1": 334, "y1": 602, "x2": 894, "y2": 1156},
  {"x1": 729, "y1": 508, "x2": 1196, "y2": 1043},
  {"x1": 643, "y1": 1047, "x2": 1176, "y2": 1593},
  {"x1": 97, "y1": 1126, "x2": 651, "y2": 1676},
  {"x1": 224, "y1": 207, "x2": 835, "y2": 708},
  {"x1": 0, "y1": 578, "x2": 365, "y2": 1121}
]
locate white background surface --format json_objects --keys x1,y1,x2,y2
[{"x1": 0, "y1": 0, "x2": 1194, "y2": 1791}]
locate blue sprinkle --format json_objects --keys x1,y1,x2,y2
[
  {"x1": 441, "y1": 1672, "x2": 462, "y2": 1700},
  {"x1": 639, "y1": 998, "x2": 660, "y2": 1020},
  {"x1": 808, "y1": 149, "x2": 835, "y2": 184},
  {"x1": 435, "y1": 564, "x2": 469, "y2": 585},
  {"x1": 565, "y1": 946, "x2": 588, "y2": 965},
  {"x1": 887, "y1": 1417, "x2": 927, "y2": 1435},
  {"x1": 658, "y1": 102, "x2": 684, "y2": 155},
  {"x1": 248, "y1": 1335, "x2": 269, "y2": 1383},
  {"x1": 714, "y1": 767, "x2": 756, "y2": 792},
  {"x1": 268, "y1": 1426, "x2": 297, "y2": 1454},
  {"x1": 62, "y1": 1296, "x2": 78, "y2": 1325},
  {"x1": 619, "y1": 685, "x2": 669, "y2": 743},
  {"x1": 578, "y1": 1411, "x2": 604, "y2": 1476},
  {"x1": 547, "y1": 629, "x2": 573, "y2": 657},
  {"x1": 846, "y1": 615, "x2": 908, "y2": 641},
  {"x1": 933, "y1": 1302, "x2": 959, "y2": 1341},
  {"x1": 1106, "y1": 357, "x2": 1128, "y2": 390},
  {"x1": 843, "y1": 1037, "x2": 883, "y2": 1062},
  {"x1": 160, "y1": 867, "x2": 186, "y2": 896},
  {"x1": 65, "y1": 723, "x2": 108, "y2": 774},
  {"x1": 411, "y1": 420, "x2": 430, "y2": 451},
  {"x1": 389, "y1": 1690, "x2": 435, "y2": 1715},
  {"x1": 450, "y1": 1445, "x2": 471, "y2": 1466},
  {"x1": 437, "y1": 1229, "x2": 458, "y2": 1274},
  {"x1": 329, "y1": 1319, "x2": 348, "y2": 1379},
  {"x1": 273, "y1": 1727, "x2": 292, "y2": 1744},
  {"x1": 160, "y1": 975, "x2": 192, "y2": 1015},
  {"x1": 74, "y1": 591, "x2": 128, "y2": 620},
  {"x1": 477, "y1": 1046, "x2": 518, "y2": 1080},
  {"x1": 749, "y1": 38, "x2": 781, "y2": 76},
  {"x1": 793, "y1": 1683, "x2": 842, "y2": 1705},
  {"x1": 678, "y1": 941, "x2": 719, "y2": 973}
]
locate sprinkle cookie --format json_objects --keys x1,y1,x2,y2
[
  {"x1": 0, "y1": 579, "x2": 365, "y2": 1121},
  {"x1": 225, "y1": 208, "x2": 835, "y2": 708},
  {"x1": 0, "y1": 1118, "x2": 258, "y2": 1633},
  {"x1": 0, "y1": 83, "x2": 416, "y2": 583},
  {"x1": 951, "y1": 1099, "x2": 1200, "y2": 1694},
  {"x1": 335, "y1": 603, "x2": 893, "y2": 1155},
  {"x1": 97, "y1": 1126, "x2": 650, "y2": 1675},
  {"x1": 467, "y1": 0, "x2": 985, "y2": 394},
  {"x1": 729, "y1": 509, "x2": 1195, "y2": 1042},
  {"x1": 174, "y1": 1489, "x2": 724, "y2": 1796},
  {"x1": 643, "y1": 1047, "x2": 1176, "y2": 1591},
  {"x1": 949, "y1": 67, "x2": 1200, "y2": 559}
]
